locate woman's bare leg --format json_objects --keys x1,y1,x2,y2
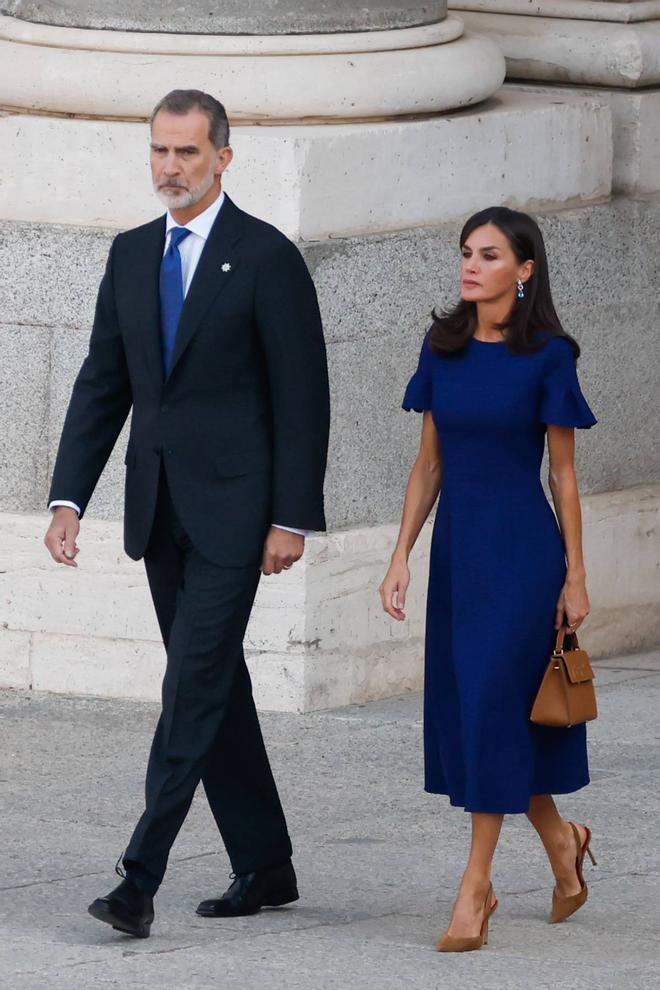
[
  {"x1": 527, "y1": 795, "x2": 587, "y2": 897},
  {"x1": 446, "y1": 812, "x2": 502, "y2": 937}
]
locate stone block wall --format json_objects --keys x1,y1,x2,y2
[
  {"x1": 2, "y1": 194, "x2": 658, "y2": 529},
  {"x1": 1, "y1": 188, "x2": 658, "y2": 710}
]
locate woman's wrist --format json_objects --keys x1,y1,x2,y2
[{"x1": 565, "y1": 565, "x2": 586, "y2": 583}]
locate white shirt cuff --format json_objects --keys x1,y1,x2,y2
[
  {"x1": 273, "y1": 524, "x2": 311, "y2": 537},
  {"x1": 49, "y1": 500, "x2": 81, "y2": 515}
]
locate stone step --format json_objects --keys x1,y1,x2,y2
[{"x1": 2, "y1": 485, "x2": 659, "y2": 712}]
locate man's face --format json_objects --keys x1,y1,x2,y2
[{"x1": 150, "y1": 109, "x2": 230, "y2": 210}]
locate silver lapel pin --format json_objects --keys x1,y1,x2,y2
[{"x1": 221, "y1": 262, "x2": 232, "y2": 273}]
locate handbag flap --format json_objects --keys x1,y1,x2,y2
[{"x1": 562, "y1": 648, "x2": 595, "y2": 685}]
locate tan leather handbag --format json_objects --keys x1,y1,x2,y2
[{"x1": 530, "y1": 626, "x2": 597, "y2": 728}]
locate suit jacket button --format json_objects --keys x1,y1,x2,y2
[{"x1": 160, "y1": 404, "x2": 169, "y2": 413}]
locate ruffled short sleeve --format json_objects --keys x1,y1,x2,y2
[
  {"x1": 539, "y1": 337, "x2": 597, "y2": 429},
  {"x1": 402, "y1": 333, "x2": 433, "y2": 412}
]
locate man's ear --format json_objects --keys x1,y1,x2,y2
[{"x1": 216, "y1": 146, "x2": 233, "y2": 178}]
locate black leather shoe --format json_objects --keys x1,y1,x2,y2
[
  {"x1": 88, "y1": 878, "x2": 154, "y2": 938},
  {"x1": 196, "y1": 861, "x2": 299, "y2": 917}
]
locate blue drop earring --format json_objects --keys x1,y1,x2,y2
[{"x1": 517, "y1": 279, "x2": 525, "y2": 299}]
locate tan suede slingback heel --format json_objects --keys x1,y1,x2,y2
[
  {"x1": 550, "y1": 821, "x2": 597, "y2": 924},
  {"x1": 437, "y1": 883, "x2": 499, "y2": 952}
]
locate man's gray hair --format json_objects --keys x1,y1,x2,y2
[{"x1": 150, "y1": 90, "x2": 230, "y2": 149}]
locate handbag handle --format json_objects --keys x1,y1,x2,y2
[{"x1": 554, "y1": 624, "x2": 580, "y2": 654}]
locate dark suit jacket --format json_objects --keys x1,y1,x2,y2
[{"x1": 49, "y1": 195, "x2": 330, "y2": 566}]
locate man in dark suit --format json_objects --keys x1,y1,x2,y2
[{"x1": 44, "y1": 89, "x2": 330, "y2": 939}]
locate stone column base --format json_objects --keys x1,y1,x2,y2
[
  {"x1": 453, "y1": 7, "x2": 660, "y2": 87},
  {"x1": 507, "y1": 83, "x2": 660, "y2": 195},
  {"x1": 2, "y1": 485, "x2": 659, "y2": 711},
  {"x1": 0, "y1": 86, "x2": 613, "y2": 237}
]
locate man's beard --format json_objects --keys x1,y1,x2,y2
[{"x1": 154, "y1": 163, "x2": 216, "y2": 209}]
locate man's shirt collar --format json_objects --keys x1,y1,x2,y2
[{"x1": 165, "y1": 190, "x2": 225, "y2": 240}]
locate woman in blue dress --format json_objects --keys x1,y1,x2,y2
[{"x1": 380, "y1": 207, "x2": 598, "y2": 952}]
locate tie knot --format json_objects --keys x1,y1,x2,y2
[{"x1": 168, "y1": 226, "x2": 192, "y2": 251}]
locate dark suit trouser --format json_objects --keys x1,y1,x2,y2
[{"x1": 123, "y1": 474, "x2": 293, "y2": 895}]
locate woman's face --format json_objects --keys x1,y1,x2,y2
[{"x1": 460, "y1": 223, "x2": 533, "y2": 304}]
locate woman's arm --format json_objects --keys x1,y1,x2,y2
[
  {"x1": 547, "y1": 424, "x2": 591, "y2": 631},
  {"x1": 379, "y1": 411, "x2": 443, "y2": 621}
]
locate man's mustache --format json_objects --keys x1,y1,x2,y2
[{"x1": 158, "y1": 181, "x2": 189, "y2": 191}]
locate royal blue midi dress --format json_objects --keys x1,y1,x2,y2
[{"x1": 403, "y1": 333, "x2": 597, "y2": 813}]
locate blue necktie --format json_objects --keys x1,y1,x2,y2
[{"x1": 159, "y1": 226, "x2": 192, "y2": 374}]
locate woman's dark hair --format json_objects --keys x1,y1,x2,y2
[{"x1": 428, "y1": 206, "x2": 580, "y2": 358}]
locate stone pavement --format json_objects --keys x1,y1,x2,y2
[{"x1": 1, "y1": 649, "x2": 659, "y2": 990}]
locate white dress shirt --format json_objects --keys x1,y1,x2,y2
[{"x1": 51, "y1": 191, "x2": 309, "y2": 537}]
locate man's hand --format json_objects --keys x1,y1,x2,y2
[
  {"x1": 44, "y1": 507, "x2": 81, "y2": 567},
  {"x1": 261, "y1": 527, "x2": 304, "y2": 576}
]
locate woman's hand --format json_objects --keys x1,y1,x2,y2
[
  {"x1": 555, "y1": 572, "x2": 590, "y2": 631},
  {"x1": 379, "y1": 556, "x2": 411, "y2": 621},
  {"x1": 379, "y1": 412, "x2": 441, "y2": 622}
]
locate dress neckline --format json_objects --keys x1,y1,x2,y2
[{"x1": 471, "y1": 334, "x2": 506, "y2": 345}]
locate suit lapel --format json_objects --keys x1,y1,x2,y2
[
  {"x1": 166, "y1": 196, "x2": 245, "y2": 382},
  {"x1": 130, "y1": 214, "x2": 166, "y2": 386}
]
